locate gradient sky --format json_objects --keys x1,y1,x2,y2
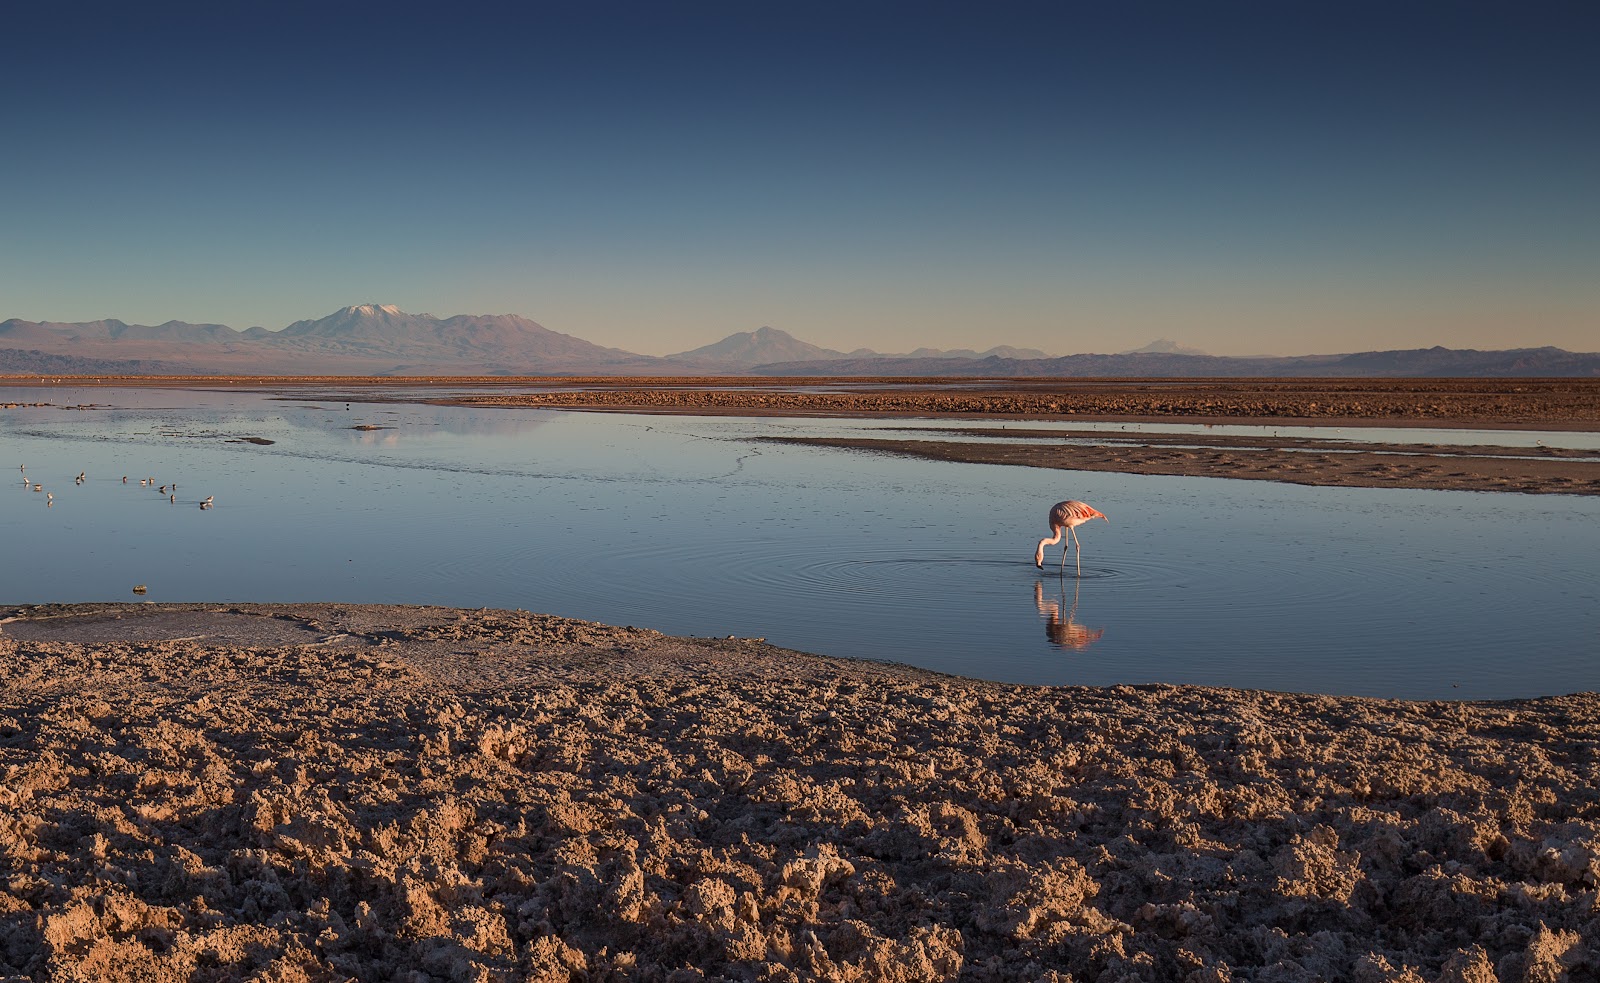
[{"x1": 4, "y1": 1, "x2": 1596, "y2": 356}]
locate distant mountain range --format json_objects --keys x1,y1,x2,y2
[
  {"x1": 756, "y1": 346, "x2": 1600, "y2": 378},
  {"x1": 666, "y1": 325, "x2": 1049, "y2": 366},
  {"x1": 2, "y1": 304, "x2": 1596, "y2": 377},
  {"x1": 0, "y1": 305, "x2": 656, "y2": 376}
]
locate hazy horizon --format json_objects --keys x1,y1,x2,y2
[{"x1": 3, "y1": 2, "x2": 1595, "y2": 358}]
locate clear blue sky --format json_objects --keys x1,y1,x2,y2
[{"x1": 3, "y1": 1, "x2": 1595, "y2": 356}]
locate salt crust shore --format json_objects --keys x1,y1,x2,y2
[{"x1": 1, "y1": 604, "x2": 1597, "y2": 982}]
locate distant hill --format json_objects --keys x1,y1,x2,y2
[
  {"x1": 665, "y1": 326, "x2": 847, "y2": 367},
  {"x1": 755, "y1": 346, "x2": 1600, "y2": 378},
  {"x1": 1314, "y1": 345, "x2": 1600, "y2": 377},
  {"x1": 664, "y1": 328, "x2": 1049, "y2": 368},
  {"x1": 0, "y1": 318, "x2": 238, "y2": 344},
  {"x1": 896, "y1": 345, "x2": 1051, "y2": 360},
  {"x1": 0, "y1": 347, "x2": 189, "y2": 376},
  {"x1": 0, "y1": 305, "x2": 658, "y2": 376},
  {"x1": 269, "y1": 304, "x2": 647, "y2": 371},
  {"x1": 1120, "y1": 338, "x2": 1208, "y2": 357},
  {"x1": 2, "y1": 307, "x2": 1595, "y2": 377}
]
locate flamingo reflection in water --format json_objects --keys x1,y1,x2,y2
[{"x1": 1034, "y1": 581, "x2": 1105, "y2": 651}]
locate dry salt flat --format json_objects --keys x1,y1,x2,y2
[{"x1": 1, "y1": 604, "x2": 1597, "y2": 982}]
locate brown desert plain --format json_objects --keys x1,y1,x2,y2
[{"x1": 2, "y1": 377, "x2": 1599, "y2": 981}]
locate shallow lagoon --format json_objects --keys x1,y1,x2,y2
[{"x1": 2, "y1": 386, "x2": 1596, "y2": 700}]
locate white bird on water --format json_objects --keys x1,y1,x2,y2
[{"x1": 1034, "y1": 500, "x2": 1109, "y2": 577}]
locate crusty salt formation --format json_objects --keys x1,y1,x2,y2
[{"x1": 0, "y1": 604, "x2": 1596, "y2": 981}]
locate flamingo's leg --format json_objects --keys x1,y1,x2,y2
[{"x1": 1071, "y1": 526, "x2": 1083, "y2": 577}]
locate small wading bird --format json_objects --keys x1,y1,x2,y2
[{"x1": 1035, "y1": 500, "x2": 1109, "y2": 576}]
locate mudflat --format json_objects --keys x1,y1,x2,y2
[
  {"x1": 759, "y1": 429, "x2": 1600, "y2": 496},
  {"x1": 2, "y1": 603, "x2": 1596, "y2": 981},
  {"x1": 433, "y1": 377, "x2": 1600, "y2": 495}
]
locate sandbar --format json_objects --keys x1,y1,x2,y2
[{"x1": 761, "y1": 430, "x2": 1600, "y2": 496}]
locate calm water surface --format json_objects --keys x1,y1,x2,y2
[{"x1": 2, "y1": 386, "x2": 1595, "y2": 700}]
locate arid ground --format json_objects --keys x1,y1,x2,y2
[{"x1": 2, "y1": 604, "x2": 1597, "y2": 982}]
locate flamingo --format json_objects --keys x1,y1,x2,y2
[{"x1": 1034, "y1": 500, "x2": 1108, "y2": 576}]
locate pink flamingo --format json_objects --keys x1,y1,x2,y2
[{"x1": 1034, "y1": 500, "x2": 1108, "y2": 576}]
